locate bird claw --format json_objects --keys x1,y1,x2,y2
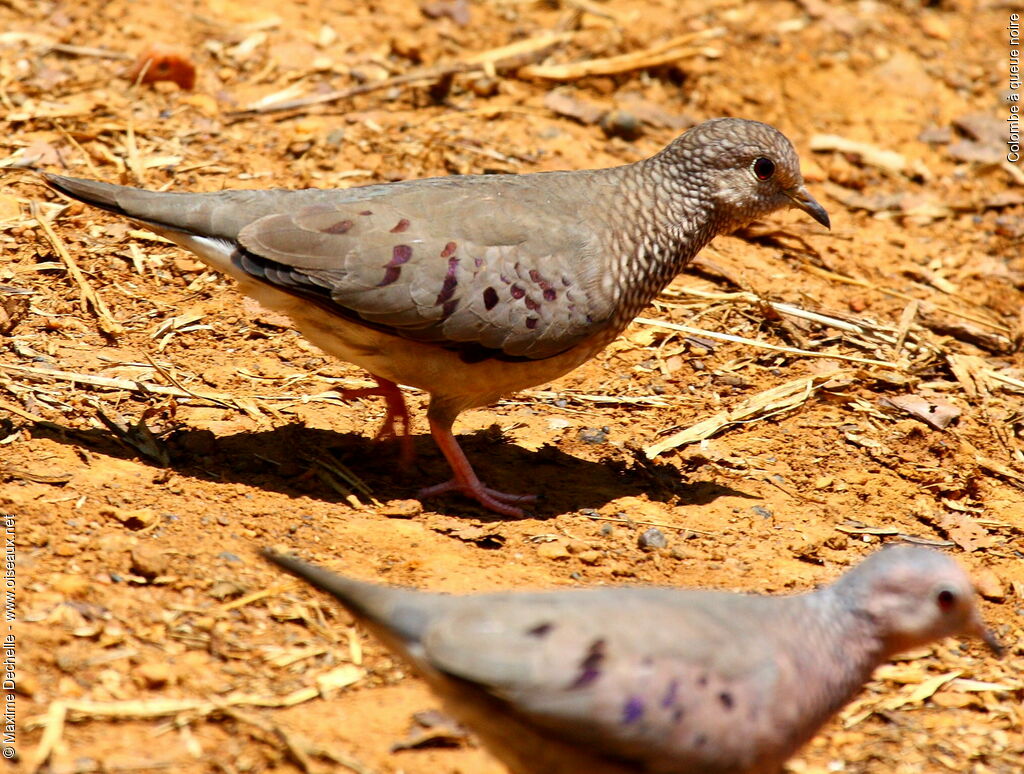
[
  {"x1": 418, "y1": 479, "x2": 536, "y2": 517},
  {"x1": 340, "y1": 379, "x2": 414, "y2": 468}
]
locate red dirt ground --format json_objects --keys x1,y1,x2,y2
[{"x1": 2, "y1": 1, "x2": 1022, "y2": 772}]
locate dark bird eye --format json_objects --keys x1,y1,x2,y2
[
  {"x1": 752, "y1": 157, "x2": 775, "y2": 180},
  {"x1": 936, "y1": 588, "x2": 957, "y2": 611}
]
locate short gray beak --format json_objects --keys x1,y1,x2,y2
[
  {"x1": 975, "y1": 618, "x2": 1004, "y2": 657},
  {"x1": 786, "y1": 186, "x2": 830, "y2": 229}
]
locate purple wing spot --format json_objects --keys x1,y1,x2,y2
[
  {"x1": 441, "y1": 299, "x2": 459, "y2": 319},
  {"x1": 474, "y1": 257, "x2": 484, "y2": 268},
  {"x1": 622, "y1": 697, "x2": 645, "y2": 725},
  {"x1": 526, "y1": 622, "x2": 553, "y2": 638},
  {"x1": 377, "y1": 266, "x2": 402, "y2": 287},
  {"x1": 569, "y1": 639, "x2": 606, "y2": 689},
  {"x1": 441, "y1": 241, "x2": 457, "y2": 258},
  {"x1": 359, "y1": 210, "x2": 373, "y2": 216},
  {"x1": 526, "y1": 317, "x2": 538, "y2": 329},
  {"x1": 435, "y1": 256, "x2": 460, "y2": 304},
  {"x1": 697, "y1": 674, "x2": 708, "y2": 688},
  {"x1": 510, "y1": 284, "x2": 525, "y2": 299},
  {"x1": 718, "y1": 691, "x2": 734, "y2": 710},
  {"x1": 483, "y1": 287, "x2": 499, "y2": 311},
  {"x1": 390, "y1": 218, "x2": 410, "y2": 233},
  {"x1": 673, "y1": 707, "x2": 685, "y2": 723},
  {"x1": 322, "y1": 219, "x2": 353, "y2": 234},
  {"x1": 562, "y1": 276, "x2": 572, "y2": 287},
  {"x1": 524, "y1": 297, "x2": 540, "y2": 312},
  {"x1": 661, "y1": 679, "x2": 679, "y2": 709},
  {"x1": 528, "y1": 269, "x2": 544, "y2": 283},
  {"x1": 389, "y1": 244, "x2": 413, "y2": 266},
  {"x1": 543, "y1": 288, "x2": 557, "y2": 302}
]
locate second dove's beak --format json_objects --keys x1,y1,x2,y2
[
  {"x1": 975, "y1": 617, "x2": 1004, "y2": 657},
  {"x1": 786, "y1": 186, "x2": 831, "y2": 229}
]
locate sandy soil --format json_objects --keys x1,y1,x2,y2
[{"x1": 2, "y1": 0, "x2": 1022, "y2": 772}]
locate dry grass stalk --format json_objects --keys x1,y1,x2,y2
[{"x1": 644, "y1": 369, "x2": 845, "y2": 458}]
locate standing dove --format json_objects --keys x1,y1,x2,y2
[
  {"x1": 42, "y1": 118, "x2": 829, "y2": 516},
  {"x1": 264, "y1": 545, "x2": 1000, "y2": 774}
]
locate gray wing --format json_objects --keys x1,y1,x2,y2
[
  {"x1": 235, "y1": 174, "x2": 615, "y2": 360},
  {"x1": 419, "y1": 590, "x2": 781, "y2": 773}
]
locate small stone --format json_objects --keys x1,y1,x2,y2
[
  {"x1": 537, "y1": 541, "x2": 570, "y2": 560},
  {"x1": 751, "y1": 505, "x2": 773, "y2": 520},
  {"x1": 577, "y1": 550, "x2": 603, "y2": 565},
  {"x1": 600, "y1": 109, "x2": 643, "y2": 140},
  {"x1": 637, "y1": 528, "x2": 668, "y2": 551},
  {"x1": 565, "y1": 540, "x2": 589, "y2": 555},
  {"x1": 135, "y1": 662, "x2": 173, "y2": 689},
  {"x1": 50, "y1": 573, "x2": 92, "y2": 597},
  {"x1": 974, "y1": 568, "x2": 1005, "y2": 602},
  {"x1": 382, "y1": 499, "x2": 424, "y2": 519},
  {"x1": 101, "y1": 506, "x2": 159, "y2": 531},
  {"x1": 130, "y1": 544, "x2": 170, "y2": 580},
  {"x1": 578, "y1": 427, "x2": 609, "y2": 444},
  {"x1": 208, "y1": 580, "x2": 247, "y2": 600}
]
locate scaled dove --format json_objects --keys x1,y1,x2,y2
[
  {"x1": 264, "y1": 545, "x2": 1000, "y2": 774},
  {"x1": 42, "y1": 118, "x2": 829, "y2": 516}
]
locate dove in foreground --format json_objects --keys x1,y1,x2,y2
[
  {"x1": 42, "y1": 118, "x2": 829, "y2": 516},
  {"x1": 263, "y1": 545, "x2": 1000, "y2": 774}
]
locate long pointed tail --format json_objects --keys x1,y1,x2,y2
[{"x1": 261, "y1": 549, "x2": 435, "y2": 646}]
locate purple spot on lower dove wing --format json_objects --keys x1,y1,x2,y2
[
  {"x1": 389, "y1": 245, "x2": 413, "y2": 266},
  {"x1": 322, "y1": 219, "x2": 353, "y2": 234},
  {"x1": 435, "y1": 257, "x2": 459, "y2": 304},
  {"x1": 390, "y1": 218, "x2": 410, "y2": 233},
  {"x1": 442, "y1": 299, "x2": 459, "y2": 319},
  {"x1": 526, "y1": 317, "x2": 538, "y2": 329},
  {"x1": 483, "y1": 287, "x2": 499, "y2": 311},
  {"x1": 524, "y1": 297, "x2": 540, "y2": 312},
  {"x1": 543, "y1": 288, "x2": 557, "y2": 301},
  {"x1": 719, "y1": 691, "x2": 734, "y2": 710},
  {"x1": 661, "y1": 679, "x2": 679, "y2": 708},
  {"x1": 359, "y1": 210, "x2": 372, "y2": 216},
  {"x1": 378, "y1": 266, "x2": 402, "y2": 287},
  {"x1": 510, "y1": 284, "x2": 525, "y2": 299},
  {"x1": 526, "y1": 622, "x2": 553, "y2": 638},
  {"x1": 569, "y1": 639, "x2": 605, "y2": 689},
  {"x1": 622, "y1": 696, "x2": 645, "y2": 725},
  {"x1": 440, "y1": 241, "x2": 457, "y2": 258}
]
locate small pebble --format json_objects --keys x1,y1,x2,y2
[
  {"x1": 637, "y1": 527, "x2": 668, "y2": 551},
  {"x1": 537, "y1": 541, "x2": 570, "y2": 560},
  {"x1": 751, "y1": 505, "x2": 773, "y2": 520},
  {"x1": 130, "y1": 545, "x2": 170, "y2": 580},
  {"x1": 135, "y1": 662, "x2": 173, "y2": 690},
  {"x1": 600, "y1": 109, "x2": 643, "y2": 140},
  {"x1": 578, "y1": 427, "x2": 609, "y2": 444},
  {"x1": 382, "y1": 499, "x2": 424, "y2": 519}
]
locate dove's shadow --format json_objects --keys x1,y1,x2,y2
[{"x1": 29, "y1": 420, "x2": 756, "y2": 520}]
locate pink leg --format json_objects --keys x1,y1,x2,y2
[
  {"x1": 418, "y1": 417, "x2": 536, "y2": 517},
  {"x1": 340, "y1": 376, "x2": 414, "y2": 467}
]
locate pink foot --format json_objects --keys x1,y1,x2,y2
[
  {"x1": 340, "y1": 376, "x2": 414, "y2": 467},
  {"x1": 420, "y1": 417, "x2": 535, "y2": 517}
]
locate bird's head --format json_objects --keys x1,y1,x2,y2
[
  {"x1": 838, "y1": 545, "x2": 1002, "y2": 658},
  {"x1": 659, "y1": 117, "x2": 830, "y2": 232}
]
